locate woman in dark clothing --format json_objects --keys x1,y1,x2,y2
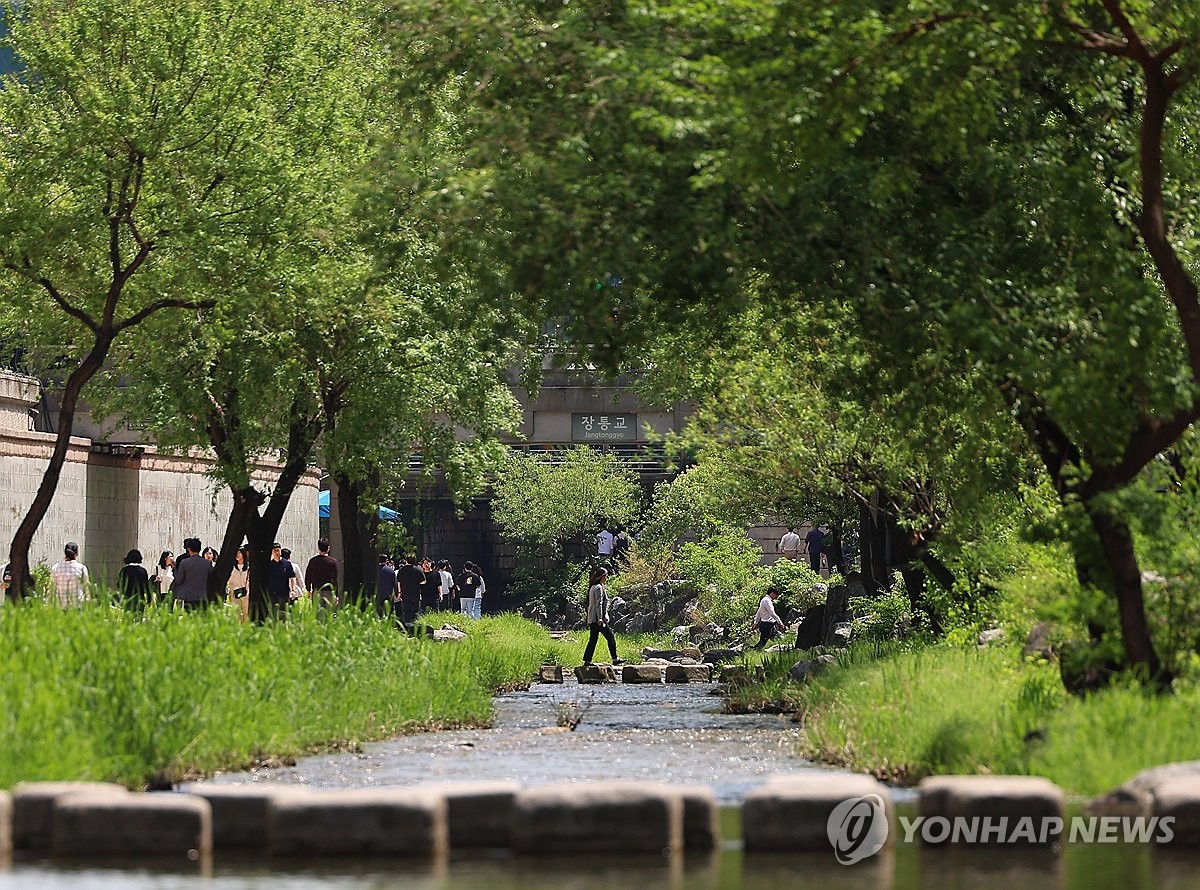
[
  {"x1": 457, "y1": 562, "x2": 481, "y2": 617},
  {"x1": 118, "y1": 549, "x2": 152, "y2": 610}
]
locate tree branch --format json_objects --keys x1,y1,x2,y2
[{"x1": 115, "y1": 296, "x2": 216, "y2": 334}]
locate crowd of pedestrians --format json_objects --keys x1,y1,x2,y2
[{"x1": 8, "y1": 537, "x2": 492, "y2": 633}]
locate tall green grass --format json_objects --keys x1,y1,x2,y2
[
  {"x1": 771, "y1": 642, "x2": 1200, "y2": 796},
  {"x1": 0, "y1": 601, "x2": 562, "y2": 789}
]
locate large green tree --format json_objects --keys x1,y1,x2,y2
[{"x1": 0, "y1": 0, "x2": 379, "y2": 596}]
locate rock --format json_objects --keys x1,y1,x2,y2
[
  {"x1": 52, "y1": 790, "x2": 211, "y2": 858},
  {"x1": 665, "y1": 664, "x2": 713, "y2": 683},
  {"x1": 821, "y1": 585, "x2": 851, "y2": 644},
  {"x1": 1058, "y1": 640, "x2": 1120, "y2": 695},
  {"x1": 0, "y1": 791, "x2": 10, "y2": 855},
  {"x1": 788, "y1": 654, "x2": 836, "y2": 682},
  {"x1": 918, "y1": 776, "x2": 1065, "y2": 845},
  {"x1": 539, "y1": 665, "x2": 564, "y2": 684},
  {"x1": 977, "y1": 628, "x2": 1005, "y2": 646},
  {"x1": 1086, "y1": 760, "x2": 1200, "y2": 818},
  {"x1": 676, "y1": 657, "x2": 701, "y2": 666},
  {"x1": 575, "y1": 664, "x2": 616, "y2": 684},
  {"x1": 677, "y1": 786, "x2": 720, "y2": 851},
  {"x1": 12, "y1": 781, "x2": 128, "y2": 850},
  {"x1": 795, "y1": 605, "x2": 825, "y2": 650},
  {"x1": 701, "y1": 648, "x2": 743, "y2": 665},
  {"x1": 1022, "y1": 622, "x2": 1056, "y2": 661},
  {"x1": 440, "y1": 623, "x2": 465, "y2": 633},
  {"x1": 432, "y1": 627, "x2": 467, "y2": 642},
  {"x1": 670, "y1": 626, "x2": 690, "y2": 646},
  {"x1": 744, "y1": 773, "x2": 892, "y2": 854},
  {"x1": 414, "y1": 780, "x2": 520, "y2": 850},
  {"x1": 681, "y1": 646, "x2": 702, "y2": 660},
  {"x1": 510, "y1": 782, "x2": 682, "y2": 855},
  {"x1": 269, "y1": 789, "x2": 446, "y2": 856},
  {"x1": 608, "y1": 596, "x2": 629, "y2": 618},
  {"x1": 641, "y1": 648, "x2": 686, "y2": 661},
  {"x1": 830, "y1": 622, "x2": 852, "y2": 647},
  {"x1": 1151, "y1": 777, "x2": 1200, "y2": 845},
  {"x1": 719, "y1": 665, "x2": 750, "y2": 685},
  {"x1": 622, "y1": 664, "x2": 664, "y2": 684}
]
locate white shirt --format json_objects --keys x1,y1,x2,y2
[
  {"x1": 50, "y1": 559, "x2": 90, "y2": 607},
  {"x1": 439, "y1": 569, "x2": 453, "y2": 598},
  {"x1": 597, "y1": 530, "x2": 615, "y2": 555},
  {"x1": 754, "y1": 594, "x2": 782, "y2": 627},
  {"x1": 779, "y1": 531, "x2": 801, "y2": 554}
]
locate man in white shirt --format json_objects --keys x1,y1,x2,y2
[
  {"x1": 596, "y1": 526, "x2": 615, "y2": 557},
  {"x1": 778, "y1": 527, "x2": 801, "y2": 560},
  {"x1": 752, "y1": 585, "x2": 785, "y2": 649},
  {"x1": 50, "y1": 541, "x2": 90, "y2": 608}
]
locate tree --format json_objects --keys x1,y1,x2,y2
[{"x1": 0, "y1": 0, "x2": 380, "y2": 596}]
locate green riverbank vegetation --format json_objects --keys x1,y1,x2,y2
[{"x1": 0, "y1": 603, "x2": 652, "y2": 790}]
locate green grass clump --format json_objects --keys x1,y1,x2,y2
[
  {"x1": 0, "y1": 600, "x2": 562, "y2": 789},
  {"x1": 773, "y1": 642, "x2": 1200, "y2": 796}
]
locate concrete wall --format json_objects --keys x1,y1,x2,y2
[{"x1": 0, "y1": 371, "x2": 318, "y2": 587}]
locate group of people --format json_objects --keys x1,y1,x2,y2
[
  {"x1": 777, "y1": 525, "x2": 847, "y2": 576},
  {"x1": 375, "y1": 554, "x2": 485, "y2": 631}
]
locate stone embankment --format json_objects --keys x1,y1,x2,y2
[{"x1": 7, "y1": 769, "x2": 1200, "y2": 863}]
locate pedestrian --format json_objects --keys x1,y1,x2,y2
[
  {"x1": 152, "y1": 550, "x2": 175, "y2": 600},
  {"x1": 50, "y1": 541, "x2": 90, "y2": 608},
  {"x1": 265, "y1": 542, "x2": 296, "y2": 618},
  {"x1": 777, "y1": 527, "x2": 801, "y2": 560},
  {"x1": 437, "y1": 560, "x2": 456, "y2": 611},
  {"x1": 396, "y1": 555, "x2": 426, "y2": 629},
  {"x1": 473, "y1": 562, "x2": 487, "y2": 619},
  {"x1": 581, "y1": 567, "x2": 622, "y2": 667},
  {"x1": 280, "y1": 548, "x2": 304, "y2": 602},
  {"x1": 457, "y1": 561, "x2": 481, "y2": 617},
  {"x1": 202, "y1": 546, "x2": 218, "y2": 565},
  {"x1": 751, "y1": 585, "x2": 785, "y2": 650},
  {"x1": 375, "y1": 553, "x2": 398, "y2": 619},
  {"x1": 171, "y1": 537, "x2": 213, "y2": 611},
  {"x1": 304, "y1": 538, "x2": 339, "y2": 614},
  {"x1": 803, "y1": 525, "x2": 826, "y2": 575},
  {"x1": 419, "y1": 557, "x2": 441, "y2": 615},
  {"x1": 613, "y1": 526, "x2": 633, "y2": 564},
  {"x1": 824, "y1": 526, "x2": 846, "y2": 577},
  {"x1": 117, "y1": 549, "x2": 152, "y2": 611},
  {"x1": 596, "y1": 524, "x2": 614, "y2": 559},
  {"x1": 227, "y1": 545, "x2": 251, "y2": 623},
  {"x1": 0, "y1": 559, "x2": 10, "y2": 605}
]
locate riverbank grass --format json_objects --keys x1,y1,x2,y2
[
  {"x1": 0, "y1": 602, "x2": 576, "y2": 789},
  {"x1": 742, "y1": 643, "x2": 1200, "y2": 796}
]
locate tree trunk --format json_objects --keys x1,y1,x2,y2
[
  {"x1": 334, "y1": 473, "x2": 379, "y2": 606},
  {"x1": 1085, "y1": 502, "x2": 1172, "y2": 689},
  {"x1": 209, "y1": 487, "x2": 265, "y2": 600},
  {"x1": 8, "y1": 340, "x2": 110, "y2": 599},
  {"x1": 857, "y1": 491, "x2": 888, "y2": 594}
]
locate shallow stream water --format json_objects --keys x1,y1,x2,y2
[{"x1": 1, "y1": 678, "x2": 1191, "y2": 888}]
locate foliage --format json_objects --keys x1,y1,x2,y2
[
  {"x1": 490, "y1": 446, "x2": 643, "y2": 551},
  {"x1": 0, "y1": 601, "x2": 575, "y2": 789},
  {"x1": 850, "y1": 585, "x2": 914, "y2": 644}
]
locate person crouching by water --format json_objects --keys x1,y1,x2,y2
[
  {"x1": 581, "y1": 567, "x2": 624, "y2": 667},
  {"x1": 751, "y1": 585, "x2": 785, "y2": 649}
]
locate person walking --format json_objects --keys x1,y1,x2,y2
[
  {"x1": 280, "y1": 548, "x2": 304, "y2": 603},
  {"x1": 50, "y1": 541, "x2": 90, "y2": 608},
  {"x1": 375, "y1": 553, "x2": 398, "y2": 620},
  {"x1": 152, "y1": 550, "x2": 175, "y2": 601},
  {"x1": 396, "y1": 555, "x2": 426, "y2": 629},
  {"x1": 437, "y1": 560, "x2": 456, "y2": 611},
  {"x1": 227, "y1": 545, "x2": 251, "y2": 623},
  {"x1": 419, "y1": 557, "x2": 441, "y2": 615},
  {"x1": 265, "y1": 543, "x2": 297, "y2": 618},
  {"x1": 171, "y1": 537, "x2": 213, "y2": 611},
  {"x1": 581, "y1": 567, "x2": 623, "y2": 667},
  {"x1": 751, "y1": 586, "x2": 785, "y2": 649},
  {"x1": 803, "y1": 525, "x2": 826, "y2": 575},
  {"x1": 117, "y1": 549, "x2": 152, "y2": 610},
  {"x1": 304, "y1": 538, "x2": 339, "y2": 614},
  {"x1": 457, "y1": 562, "x2": 481, "y2": 616},
  {"x1": 777, "y1": 527, "x2": 801, "y2": 560}
]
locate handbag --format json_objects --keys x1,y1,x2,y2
[{"x1": 233, "y1": 587, "x2": 248, "y2": 599}]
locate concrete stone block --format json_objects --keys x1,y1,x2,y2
[
  {"x1": 1152, "y1": 777, "x2": 1200, "y2": 845},
  {"x1": 622, "y1": 664, "x2": 664, "y2": 684},
  {"x1": 52, "y1": 791, "x2": 210, "y2": 857},
  {"x1": 718, "y1": 664, "x2": 750, "y2": 685},
  {"x1": 190, "y1": 785, "x2": 306, "y2": 850},
  {"x1": 665, "y1": 664, "x2": 713, "y2": 683},
  {"x1": 575, "y1": 664, "x2": 616, "y2": 684},
  {"x1": 677, "y1": 785, "x2": 719, "y2": 851},
  {"x1": 511, "y1": 781, "x2": 682, "y2": 855},
  {"x1": 268, "y1": 788, "x2": 446, "y2": 857},
  {"x1": 539, "y1": 665, "x2": 564, "y2": 684},
  {"x1": 744, "y1": 773, "x2": 892, "y2": 853},
  {"x1": 415, "y1": 781, "x2": 520, "y2": 849},
  {"x1": 0, "y1": 790, "x2": 10, "y2": 854},
  {"x1": 918, "y1": 775, "x2": 1065, "y2": 845},
  {"x1": 12, "y1": 781, "x2": 127, "y2": 849}
]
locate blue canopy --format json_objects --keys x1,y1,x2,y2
[{"x1": 318, "y1": 490, "x2": 400, "y2": 521}]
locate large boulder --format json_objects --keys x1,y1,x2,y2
[
  {"x1": 794, "y1": 605, "x2": 825, "y2": 650},
  {"x1": 1022, "y1": 622, "x2": 1056, "y2": 661},
  {"x1": 789, "y1": 654, "x2": 836, "y2": 682},
  {"x1": 701, "y1": 647, "x2": 743, "y2": 665}
]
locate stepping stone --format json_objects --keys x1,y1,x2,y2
[
  {"x1": 1151, "y1": 777, "x2": 1200, "y2": 845},
  {"x1": 539, "y1": 665, "x2": 564, "y2": 683},
  {"x1": 718, "y1": 664, "x2": 750, "y2": 685},
  {"x1": 268, "y1": 788, "x2": 446, "y2": 856},
  {"x1": 190, "y1": 785, "x2": 306, "y2": 850},
  {"x1": 414, "y1": 780, "x2": 520, "y2": 849},
  {"x1": 622, "y1": 664, "x2": 664, "y2": 684},
  {"x1": 0, "y1": 791, "x2": 10, "y2": 854},
  {"x1": 52, "y1": 791, "x2": 211, "y2": 858},
  {"x1": 918, "y1": 775, "x2": 1065, "y2": 845},
  {"x1": 678, "y1": 785, "x2": 720, "y2": 851},
  {"x1": 665, "y1": 664, "x2": 713, "y2": 683},
  {"x1": 743, "y1": 773, "x2": 892, "y2": 854},
  {"x1": 12, "y1": 781, "x2": 128, "y2": 850},
  {"x1": 511, "y1": 781, "x2": 682, "y2": 855},
  {"x1": 575, "y1": 664, "x2": 616, "y2": 684}
]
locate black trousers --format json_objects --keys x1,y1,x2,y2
[{"x1": 582, "y1": 621, "x2": 618, "y2": 663}]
